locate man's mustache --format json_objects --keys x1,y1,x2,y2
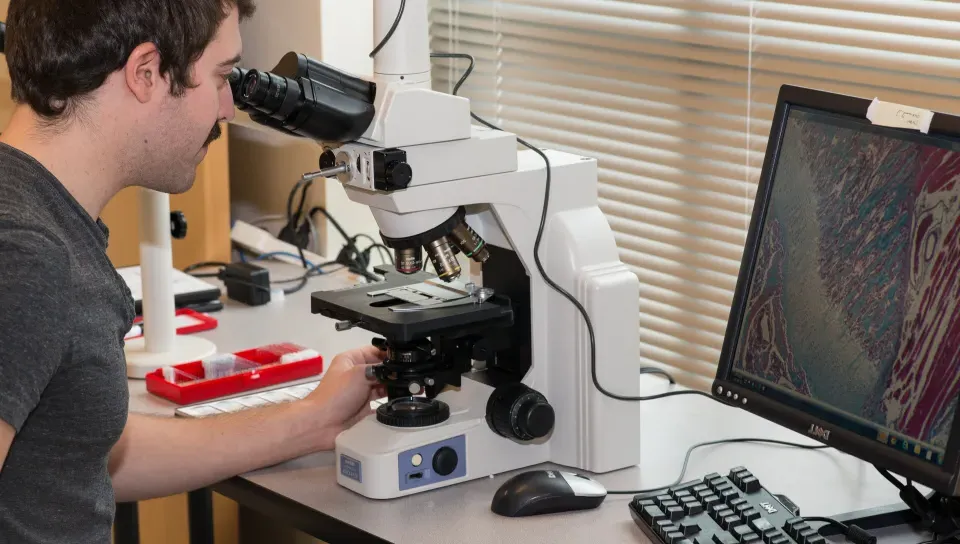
[{"x1": 204, "y1": 122, "x2": 222, "y2": 147}]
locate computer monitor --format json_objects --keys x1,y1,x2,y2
[{"x1": 713, "y1": 85, "x2": 960, "y2": 497}]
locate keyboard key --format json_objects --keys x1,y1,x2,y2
[
  {"x1": 741, "y1": 508, "x2": 761, "y2": 521},
  {"x1": 783, "y1": 518, "x2": 805, "y2": 532},
  {"x1": 735, "y1": 504, "x2": 752, "y2": 516},
  {"x1": 681, "y1": 496, "x2": 700, "y2": 505},
  {"x1": 749, "y1": 518, "x2": 774, "y2": 535},
  {"x1": 712, "y1": 532, "x2": 739, "y2": 544},
  {"x1": 740, "y1": 476, "x2": 761, "y2": 493},
  {"x1": 656, "y1": 494, "x2": 673, "y2": 507},
  {"x1": 656, "y1": 520, "x2": 676, "y2": 536},
  {"x1": 662, "y1": 500, "x2": 680, "y2": 510},
  {"x1": 721, "y1": 515, "x2": 744, "y2": 531},
  {"x1": 715, "y1": 482, "x2": 735, "y2": 493},
  {"x1": 684, "y1": 502, "x2": 704, "y2": 516},
  {"x1": 710, "y1": 504, "x2": 728, "y2": 519},
  {"x1": 769, "y1": 537, "x2": 789, "y2": 544},
  {"x1": 673, "y1": 489, "x2": 693, "y2": 500},
  {"x1": 695, "y1": 488, "x2": 714, "y2": 501},
  {"x1": 635, "y1": 499, "x2": 656, "y2": 508},
  {"x1": 721, "y1": 489, "x2": 741, "y2": 504},
  {"x1": 703, "y1": 495, "x2": 722, "y2": 508},
  {"x1": 679, "y1": 521, "x2": 701, "y2": 536},
  {"x1": 666, "y1": 531, "x2": 686, "y2": 544},
  {"x1": 798, "y1": 529, "x2": 817, "y2": 543},
  {"x1": 806, "y1": 536, "x2": 825, "y2": 544},
  {"x1": 693, "y1": 483, "x2": 710, "y2": 493},
  {"x1": 762, "y1": 533, "x2": 783, "y2": 544},
  {"x1": 641, "y1": 505, "x2": 666, "y2": 524},
  {"x1": 729, "y1": 497, "x2": 748, "y2": 508},
  {"x1": 678, "y1": 540, "x2": 693, "y2": 544},
  {"x1": 732, "y1": 525, "x2": 754, "y2": 540},
  {"x1": 741, "y1": 534, "x2": 761, "y2": 544},
  {"x1": 667, "y1": 506, "x2": 685, "y2": 521}
]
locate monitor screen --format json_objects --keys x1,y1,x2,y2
[{"x1": 728, "y1": 104, "x2": 960, "y2": 470}]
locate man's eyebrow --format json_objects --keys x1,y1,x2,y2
[{"x1": 218, "y1": 54, "x2": 242, "y2": 68}]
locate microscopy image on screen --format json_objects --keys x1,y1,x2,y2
[{"x1": 733, "y1": 108, "x2": 960, "y2": 449}]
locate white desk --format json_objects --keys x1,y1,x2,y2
[{"x1": 127, "y1": 262, "x2": 926, "y2": 544}]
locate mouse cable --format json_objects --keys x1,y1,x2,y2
[
  {"x1": 370, "y1": 0, "x2": 405, "y2": 58},
  {"x1": 436, "y1": 51, "x2": 720, "y2": 404},
  {"x1": 605, "y1": 437, "x2": 830, "y2": 495}
]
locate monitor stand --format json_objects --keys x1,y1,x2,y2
[{"x1": 818, "y1": 492, "x2": 960, "y2": 539}]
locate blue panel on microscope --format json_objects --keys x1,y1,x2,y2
[
  {"x1": 340, "y1": 454, "x2": 362, "y2": 483},
  {"x1": 398, "y1": 435, "x2": 466, "y2": 491}
]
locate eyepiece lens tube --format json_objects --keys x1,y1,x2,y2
[
  {"x1": 395, "y1": 247, "x2": 424, "y2": 275},
  {"x1": 240, "y1": 70, "x2": 291, "y2": 115},
  {"x1": 450, "y1": 221, "x2": 490, "y2": 263},
  {"x1": 426, "y1": 236, "x2": 462, "y2": 281}
]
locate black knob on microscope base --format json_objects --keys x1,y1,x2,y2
[
  {"x1": 433, "y1": 446, "x2": 458, "y2": 476},
  {"x1": 486, "y1": 383, "x2": 555, "y2": 442}
]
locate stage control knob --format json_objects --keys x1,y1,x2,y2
[
  {"x1": 486, "y1": 383, "x2": 555, "y2": 442},
  {"x1": 433, "y1": 446, "x2": 458, "y2": 476}
]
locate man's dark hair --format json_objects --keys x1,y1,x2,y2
[{"x1": 5, "y1": 0, "x2": 256, "y2": 119}]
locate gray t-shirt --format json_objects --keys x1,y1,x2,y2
[{"x1": 0, "y1": 142, "x2": 133, "y2": 543}]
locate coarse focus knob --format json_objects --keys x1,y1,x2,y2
[{"x1": 486, "y1": 383, "x2": 555, "y2": 441}]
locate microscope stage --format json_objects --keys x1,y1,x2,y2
[{"x1": 310, "y1": 269, "x2": 514, "y2": 343}]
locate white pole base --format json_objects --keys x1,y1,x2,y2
[{"x1": 125, "y1": 336, "x2": 218, "y2": 379}]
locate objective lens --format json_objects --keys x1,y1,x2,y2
[
  {"x1": 450, "y1": 221, "x2": 490, "y2": 263},
  {"x1": 395, "y1": 247, "x2": 423, "y2": 274},
  {"x1": 426, "y1": 236, "x2": 461, "y2": 282}
]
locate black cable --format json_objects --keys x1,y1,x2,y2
[
  {"x1": 639, "y1": 367, "x2": 676, "y2": 385},
  {"x1": 369, "y1": 0, "x2": 405, "y2": 58},
  {"x1": 606, "y1": 438, "x2": 830, "y2": 495},
  {"x1": 876, "y1": 466, "x2": 907, "y2": 490},
  {"x1": 430, "y1": 53, "x2": 474, "y2": 96},
  {"x1": 183, "y1": 261, "x2": 230, "y2": 274},
  {"x1": 803, "y1": 517, "x2": 849, "y2": 533},
  {"x1": 921, "y1": 529, "x2": 960, "y2": 544},
  {"x1": 440, "y1": 51, "x2": 720, "y2": 404}
]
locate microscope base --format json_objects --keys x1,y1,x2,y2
[{"x1": 335, "y1": 379, "x2": 549, "y2": 500}]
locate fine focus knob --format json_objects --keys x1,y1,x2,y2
[
  {"x1": 432, "y1": 446, "x2": 458, "y2": 476},
  {"x1": 385, "y1": 161, "x2": 413, "y2": 189},
  {"x1": 486, "y1": 383, "x2": 555, "y2": 442}
]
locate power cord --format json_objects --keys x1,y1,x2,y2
[
  {"x1": 606, "y1": 438, "x2": 830, "y2": 495},
  {"x1": 369, "y1": 0, "x2": 405, "y2": 58},
  {"x1": 802, "y1": 517, "x2": 876, "y2": 544},
  {"x1": 436, "y1": 51, "x2": 719, "y2": 404}
]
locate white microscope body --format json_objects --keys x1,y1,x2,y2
[{"x1": 313, "y1": 0, "x2": 645, "y2": 500}]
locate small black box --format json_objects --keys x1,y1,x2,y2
[{"x1": 222, "y1": 262, "x2": 271, "y2": 306}]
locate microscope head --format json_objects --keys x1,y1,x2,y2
[{"x1": 229, "y1": 52, "x2": 377, "y2": 144}]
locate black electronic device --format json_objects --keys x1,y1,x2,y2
[
  {"x1": 628, "y1": 467, "x2": 830, "y2": 544},
  {"x1": 710, "y1": 85, "x2": 960, "y2": 535},
  {"x1": 491, "y1": 470, "x2": 607, "y2": 517},
  {"x1": 229, "y1": 51, "x2": 376, "y2": 144},
  {"x1": 222, "y1": 262, "x2": 271, "y2": 307}
]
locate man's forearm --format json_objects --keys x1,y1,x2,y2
[{"x1": 109, "y1": 401, "x2": 332, "y2": 503}]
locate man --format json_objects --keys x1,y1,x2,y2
[{"x1": 0, "y1": 1, "x2": 385, "y2": 542}]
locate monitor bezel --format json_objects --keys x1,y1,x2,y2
[{"x1": 713, "y1": 84, "x2": 960, "y2": 495}]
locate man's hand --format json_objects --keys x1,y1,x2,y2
[
  {"x1": 0, "y1": 420, "x2": 12, "y2": 472},
  {"x1": 110, "y1": 345, "x2": 389, "y2": 502},
  {"x1": 303, "y1": 345, "x2": 388, "y2": 450}
]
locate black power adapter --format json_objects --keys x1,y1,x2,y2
[{"x1": 221, "y1": 262, "x2": 271, "y2": 306}]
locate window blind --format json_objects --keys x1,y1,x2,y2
[{"x1": 428, "y1": 0, "x2": 960, "y2": 390}]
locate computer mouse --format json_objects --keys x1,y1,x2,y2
[{"x1": 491, "y1": 469, "x2": 607, "y2": 517}]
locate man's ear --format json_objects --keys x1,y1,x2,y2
[{"x1": 124, "y1": 42, "x2": 164, "y2": 104}]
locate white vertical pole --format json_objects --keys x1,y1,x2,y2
[
  {"x1": 373, "y1": 0, "x2": 431, "y2": 85},
  {"x1": 139, "y1": 188, "x2": 176, "y2": 353}
]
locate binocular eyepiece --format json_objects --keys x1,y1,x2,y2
[{"x1": 230, "y1": 52, "x2": 377, "y2": 144}]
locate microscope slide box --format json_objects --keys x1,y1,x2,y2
[{"x1": 145, "y1": 343, "x2": 324, "y2": 405}]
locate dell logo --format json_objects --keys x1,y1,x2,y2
[
  {"x1": 760, "y1": 502, "x2": 778, "y2": 514},
  {"x1": 547, "y1": 471, "x2": 557, "y2": 479},
  {"x1": 808, "y1": 423, "x2": 831, "y2": 441}
]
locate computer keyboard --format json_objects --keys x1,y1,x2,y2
[{"x1": 629, "y1": 467, "x2": 824, "y2": 544}]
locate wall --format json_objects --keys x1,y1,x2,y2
[{"x1": 229, "y1": 0, "x2": 379, "y2": 259}]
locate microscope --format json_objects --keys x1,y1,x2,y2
[{"x1": 232, "y1": 0, "x2": 645, "y2": 500}]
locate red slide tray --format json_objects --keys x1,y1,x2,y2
[{"x1": 145, "y1": 343, "x2": 324, "y2": 405}]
